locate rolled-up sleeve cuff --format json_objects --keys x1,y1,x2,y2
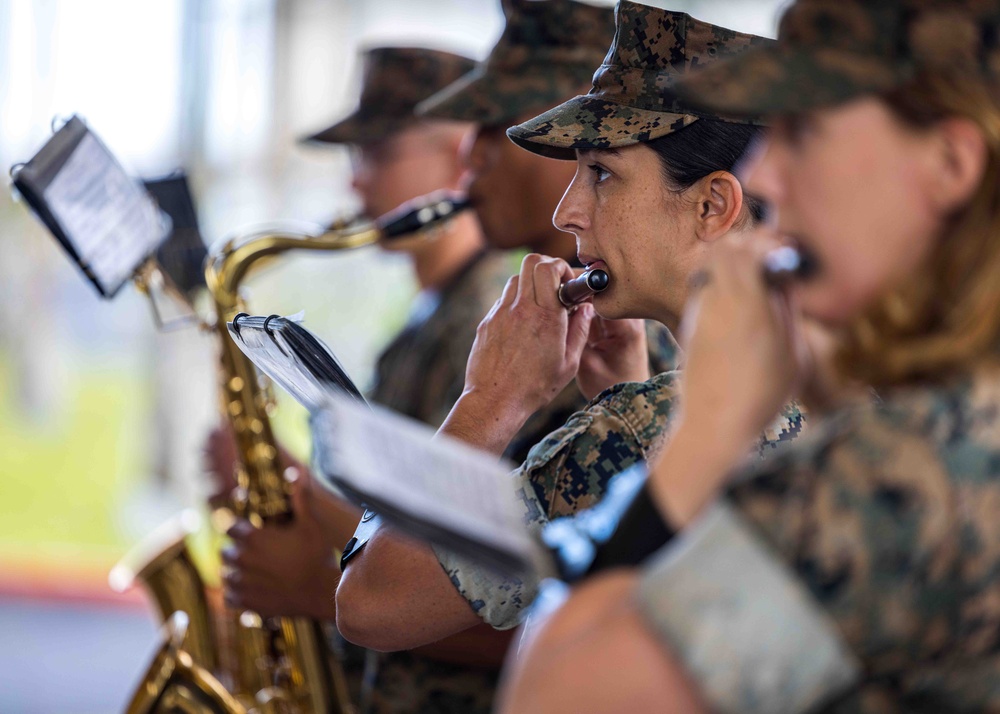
[
  {"x1": 636, "y1": 502, "x2": 860, "y2": 714},
  {"x1": 432, "y1": 545, "x2": 539, "y2": 630}
]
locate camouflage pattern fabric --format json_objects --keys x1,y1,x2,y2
[
  {"x1": 434, "y1": 370, "x2": 805, "y2": 630},
  {"x1": 718, "y1": 367, "x2": 1000, "y2": 711},
  {"x1": 507, "y1": 0, "x2": 772, "y2": 160},
  {"x1": 302, "y1": 47, "x2": 475, "y2": 145},
  {"x1": 416, "y1": 0, "x2": 614, "y2": 126},
  {"x1": 674, "y1": 0, "x2": 1000, "y2": 120},
  {"x1": 506, "y1": 320, "x2": 680, "y2": 464},
  {"x1": 359, "y1": 651, "x2": 498, "y2": 714},
  {"x1": 637, "y1": 503, "x2": 861, "y2": 714}
]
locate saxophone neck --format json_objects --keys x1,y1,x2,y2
[{"x1": 205, "y1": 222, "x2": 382, "y2": 315}]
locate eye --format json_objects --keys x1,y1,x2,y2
[{"x1": 589, "y1": 164, "x2": 611, "y2": 184}]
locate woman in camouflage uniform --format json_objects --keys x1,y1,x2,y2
[
  {"x1": 336, "y1": 1, "x2": 804, "y2": 649},
  {"x1": 501, "y1": 1, "x2": 1000, "y2": 712}
]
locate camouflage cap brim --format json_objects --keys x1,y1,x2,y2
[
  {"x1": 674, "y1": 44, "x2": 909, "y2": 121},
  {"x1": 300, "y1": 110, "x2": 419, "y2": 145},
  {"x1": 506, "y1": 94, "x2": 697, "y2": 160},
  {"x1": 417, "y1": 63, "x2": 595, "y2": 127}
]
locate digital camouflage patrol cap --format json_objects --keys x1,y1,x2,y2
[
  {"x1": 506, "y1": 0, "x2": 773, "y2": 160},
  {"x1": 302, "y1": 46, "x2": 476, "y2": 145},
  {"x1": 674, "y1": 0, "x2": 1000, "y2": 119},
  {"x1": 416, "y1": 0, "x2": 615, "y2": 126}
]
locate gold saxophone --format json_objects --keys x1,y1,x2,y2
[{"x1": 114, "y1": 193, "x2": 471, "y2": 714}]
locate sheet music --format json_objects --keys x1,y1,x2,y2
[
  {"x1": 228, "y1": 318, "x2": 331, "y2": 412},
  {"x1": 313, "y1": 395, "x2": 545, "y2": 572},
  {"x1": 43, "y1": 133, "x2": 168, "y2": 292}
]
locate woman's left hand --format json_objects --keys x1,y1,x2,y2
[
  {"x1": 576, "y1": 317, "x2": 650, "y2": 401},
  {"x1": 648, "y1": 235, "x2": 808, "y2": 526},
  {"x1": 679, "y1": 235, "x2": 805, "y2": 449}
]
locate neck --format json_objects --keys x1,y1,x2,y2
[
  {"x1": 411, "y1": 212, "x2": 484, "y2": 291},
  {"x1": 660, "y1": 311, "x2": 680, "y2": 336}
]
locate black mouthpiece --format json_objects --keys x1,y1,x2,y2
[
  {"x1": 559, "y1": 269, "x2": 611, "y2": 307},
  {"x1": 586, "y1": 270, "x2": 610, "y2": 292},
  {"x1": 762, "y1": 246, "x2": 817, "y2": 287},
  {"x1": 376, "y1": 192, "x2": 471, "y2": 240}
]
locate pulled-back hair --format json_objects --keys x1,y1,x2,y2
[
  {"x1": 647, "y1": 119, "x2": 766, "y2": 225},
  {"x1": 837, "y1": 70, "x2": 1000, "y2": 387}
]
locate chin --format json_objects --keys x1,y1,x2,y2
[
  {"x1": 795, "y1": 282, "x2": 866, "y2": 330},
  {"x1": 591, "y1": 294, "x2": 630, "y2": 321}
]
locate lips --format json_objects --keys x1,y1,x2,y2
[{"x1": 579, "y1": 256, "x2": 607, "y2": 273}]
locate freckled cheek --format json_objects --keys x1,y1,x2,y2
[{"x1": 594, "y1": 202, "x2": 634, "y2": 276}]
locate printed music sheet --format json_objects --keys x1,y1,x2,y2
[
  {"x1": 43, "y1": 133, "x2": 167, "y2": 294},
  {"x1": 312, "y1": 395, "x2": 548, "y2": 577}
]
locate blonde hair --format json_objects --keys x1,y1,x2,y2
[{"x1": 837, "y1": 70, "x2": 1000, "y2": 387}]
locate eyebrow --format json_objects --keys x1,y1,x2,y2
[{"x1": 579, "y1": 147, "x2": 623, "y2": 160}]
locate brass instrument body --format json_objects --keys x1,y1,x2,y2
[
  {"x1": 125, "y1": 613, "x2": 245, "y2": 714},
  {"x1": 203, "y1": 222, "x2": 385, "y2": 713},
  {"x1": 121, "y1": 194, "x2": 471, "y2": 713}
]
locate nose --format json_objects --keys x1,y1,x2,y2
[{"x1": 553, "y1": 167, "x2": 589, "y2": 235}]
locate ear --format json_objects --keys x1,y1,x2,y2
[
  {"x1": 442, "y1": 127, "x2": 469, "y2": 186},
  {"x1": 426, "y1": 121, "x2": 470, "y2": 190},
  {"x1": 930, "y1": 117, "x2": 988, "y2": 215},
  {"x1": 692, "y1": 171, "x2": 745, "y2": 243}
]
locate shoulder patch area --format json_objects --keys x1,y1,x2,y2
[{"x1": 521, "y1": 373, "x2": 681, "y2": 519}]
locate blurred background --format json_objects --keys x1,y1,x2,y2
[{"x1": 0, "y1": 1, "x2": 785, "y2": 711}]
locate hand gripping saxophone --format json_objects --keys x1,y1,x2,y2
[{"x1": 115, "y1": 193, "x2": 470, "y2": 714}]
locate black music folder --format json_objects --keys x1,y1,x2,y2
[
  {"x1": 10, "y1": 115, "x2": 171, "y2": 298},
  {"x1": 227, "y1": 314, "x2": 551, "y2": 578},
  {"x1": 144, "y1": 173, "x2": 208, "y2": 301},
  {"x1": 227, "y1": 314, "x2": 367, "y2": 411}
]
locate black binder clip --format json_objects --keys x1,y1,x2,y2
[
  {"x1": 50, "y1": 114, "x2": 76, "y2": 135},
  {"x1": 231, "y1": 312, "x2": 250, "y2": 338},
  {"x1": 263, "y1": 314, "x2": 281, "y2": 339}
]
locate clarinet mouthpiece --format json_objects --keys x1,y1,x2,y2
[
  {"x1": 558, "y1": 269, "x2": 610, "y2": 307},
  {"x1": 376, "y1": 191, "x2": 471, "y2": 241}
]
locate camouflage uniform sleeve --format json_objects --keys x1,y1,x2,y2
[
  {"x1": 644, "y1": 320, "x2": 681, "y2": 376},
  {"x1": 431, "y1": 473, "x2": 548, "y2": 631},
  {"x1": 725, "y1": 403, "x2": 965, "y2": 680},
  {"x1": 522, "y1": 372, "x2": 682, "y2": 519},
  {"x1": 636, "y1": 502, "x2": 861, "y2": 714},
  {"x1": 432, "y1": 373, "x2": 683, "y2": 629},
  {"x1": 433, "y1": 376, "x2": 807, "y2": 630},
  {"x1": 640, "y1": 381, "x2": 1000, "y2": 712}
]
